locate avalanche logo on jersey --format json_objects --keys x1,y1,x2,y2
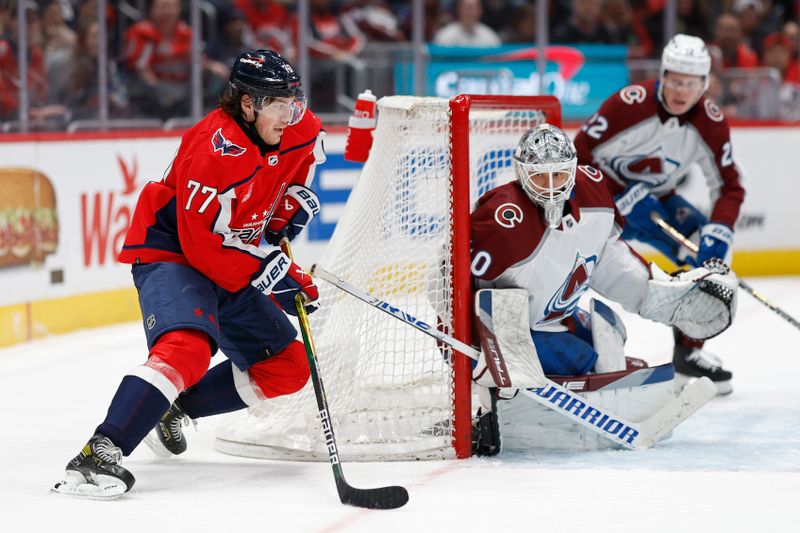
[
  {"x1": 608, "y1": 147, "x2": 680, "y2": 187},
  {"x1": 540, "y1": 252, "x2": 597, "y2": 325},
  {"x1": 212, "y1": 128, "x2": 247, "y2": 157}
]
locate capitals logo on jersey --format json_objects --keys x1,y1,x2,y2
[
  {"x1": 212, "y1": 128, "x2": 247, "y2": 157},
  {"x1": 541, "y1": 252, "x2": 597, "y2": 325},
  {"x1": 608, "y1": 147, "x2": 680, "y2": 187}
]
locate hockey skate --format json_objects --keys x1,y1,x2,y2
[
  {"x1": 51, "y1": 433, "x2": 135, "y2": 500},
  {"x1": 143, "y1": 400, "x2": 193, "y2": 458},
  {"x1": 673, "y1": 344, "x2": 733, "y2": 395}
]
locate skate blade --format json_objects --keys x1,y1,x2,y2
[
  {"x1": 51, "y1": 471, "x2": 127, "y2": 501},
  {"x1": 674, "y1": 373, "x2": 732, "y2": 396},
  {"x1": 142, "y1": 429, "x2": 175, "y2": 459}
]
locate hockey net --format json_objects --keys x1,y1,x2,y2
[{"x1": 216, "y1": 95, "x2": 561, "y2": 460}]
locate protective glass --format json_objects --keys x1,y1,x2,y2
[{"x1": 254, "y1": 91, "x2": 308, "y2": 125}]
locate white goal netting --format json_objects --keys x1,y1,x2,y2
[{"x1": 216, "y1": 96, "x2": 554, "y2": 460}]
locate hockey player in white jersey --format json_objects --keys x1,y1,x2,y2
[
  {"x1": 573, "y1": 34, "x2": 745, "y2": 394},
  {"x1": 469, "y1": 124, "x2": 737, "y2": 453}
]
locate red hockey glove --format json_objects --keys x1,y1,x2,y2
[
  {"x1": 251, "y1": 250, "x2": 319, "y2": 315},
  {"x1": 265, "y1": 185, "x2": 320, "y2": 246}
]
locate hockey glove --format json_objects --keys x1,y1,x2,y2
[
  {"x1": 265, "y1": 185, "x2": 320, "y2": 246},
  {"x1": 696, "y1": 222, "x2": 733, "y2": 265},
  {"x1": 639, "y1": 263, "x2": 737, "y2": 340},
  {"x1": 614, "y1": 182, "x2": 669, "y2": 237},
  {"x1": 251, "y1": 250, "x2": 319, "y2": 315}
]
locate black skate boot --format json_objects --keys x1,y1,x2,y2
[
  {"x1": 673, "y1": 329, "x2": 732, "y2": 395},
  {"x1": 472, "y1": 388, "x2": 501, "y2": 456},
  {"x1": 52, "y1": 433, "x2": 135, "y2": 500},
  {"x1": 144, "y1": 400, "x2": 193, "y2": 457}
]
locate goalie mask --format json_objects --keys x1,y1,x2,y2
[{"x1": 513, "y1": 124, "x2": 577, "y2": 229}]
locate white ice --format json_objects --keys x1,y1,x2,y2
[{"x1": 1, "y1": 277, "x2": 799, "y2": 532}]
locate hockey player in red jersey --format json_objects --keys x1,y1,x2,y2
[
  {"x1": 573, "y1": 34, "x2": 745, "y2": 395},
  {"x1": 52, "y1": 50, "x2": 325, "y2": 500},
  {"x1": 470, "y1": 124, "x2": 737, "y2": 454}
]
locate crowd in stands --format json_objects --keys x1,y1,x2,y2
[{"x1": 0, "y1": 0, "x2": 798, "y2": 128}]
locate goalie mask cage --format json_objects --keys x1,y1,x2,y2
[{"x1": 216, "y1": 95, "x2": 561, "y2": 460}]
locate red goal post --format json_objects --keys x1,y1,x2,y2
[
  {"x1": 215, "y1": 94, "x2": 562, "y2": 461},
  {"x1": 449, "y1": 95, "x2": 561, "y2": 457}
]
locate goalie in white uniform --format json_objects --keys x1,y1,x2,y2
[{"x1": 469, "y1": 124, "x2": 737, "y2": 454}]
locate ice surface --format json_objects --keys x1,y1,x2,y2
[{"x1": 1, "y1": 277, "x2": 798, "y2": 532}]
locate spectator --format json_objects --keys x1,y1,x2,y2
[
  {"x1": 551, "y1": 0, "x2": 614, "y2": 44},
  {"x1": 763, "y1": 31, "x2": 800, "y2": 119},
  {"x1": 235, "y1": 0, "x2": 294, "y2": 61},
  {"x1": 76, "y1": 0, "x2": 119, "y2": 55},
  {"x1": 41, "y1": 1, "x2": 77, "y2": 103},
  {"x1": 734, "y1": 0, "x2": 770, "y2": 58},
  {"x1": 341, "y1": 0, "x2": 405, "y2": 42},
  {"x1": 204, "y1": 5, "x2": 259, "y2": 107},
  {"x1": 0, "y1": 2, "x2": 50, "y2": 122},
  {"x1": 122, "y1": 0, "x2": 193, "y2": 118},
  {"x1": 400, "y1": 0, "x2": 452, "y2": 42},
  {"x1": 65, "y1": 20, "x2": 129, "y2": 119},
  {"x1": 710, "y1": 13, "x2": 759, "y2": 70},
  {"x1": 206, "y1": 5, "x2": 258, "y2": 69},
  {"x1": 303, "y1": 0, "x2": 365, "y2": 59},
  {"x1": 600, "y1": 0, "x2": 646, "y2": 55},
  {"x1": 433, "y1": 0, "x2": 501, "y2": 47},
  {"x1": 763, "y1": 31, "x2": 799, "y2": 83},
  {"x1": 499, "y1": 3, "x2": 536, "y2": 44},
  {"x1": 642, "y1": 0, "x2": 710, "y2": 57},
  {"x1": 782, "y1": 20, "x2": 798, "y2": 60}
]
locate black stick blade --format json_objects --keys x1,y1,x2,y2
[{"x1": 337, "y1": 479, "x2": 409, "y2": 510}]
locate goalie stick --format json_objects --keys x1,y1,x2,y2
[
  {"x1": 311, "y1": 264, "x2": 717, "y2": 450},
  {"x1": 652, "y1": 214, "x2": 800, "y2": 332},
  {"x1": 281, "y1": 241, "x2": 409, "y2": 510}
]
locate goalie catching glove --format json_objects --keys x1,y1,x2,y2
[
  {"x1": 265, "y1": 185, "x2": 320, "y2": 245},
  {"x1": 251, "y1": 249, "x2": 319, "y2": 315},
  {"x1": 639, "y1": 259, "x2": 737, "y2": 340}
]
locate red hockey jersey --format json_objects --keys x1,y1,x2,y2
[
  {"x1": 573, "y1": 79, "x2": 744, "y2": 228},
  {"x1": 118, "y1": 108, "x2": 324, "y2": 293}
]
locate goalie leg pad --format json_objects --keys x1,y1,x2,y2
[{"x1": 473, "y1": 289, "x2": 545, "y2": 389}]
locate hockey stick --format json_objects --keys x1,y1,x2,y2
[
  {"x1": 311, "y1": 264, "x2": 717, "y2": 450},
  {"x1": 652, "y1": 215, "x2": 800, "y2": 332},
  {"x1": 281, "y1": 240, "x2": 409, "y2": 510}
]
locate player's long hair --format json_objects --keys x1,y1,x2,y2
[{"x1": 219, "y1": 84, "x2": 245, "y2": 118}]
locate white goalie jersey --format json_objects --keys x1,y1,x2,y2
[{"x1": 470, "y1": 167, "x2": 652, "y2": 333}]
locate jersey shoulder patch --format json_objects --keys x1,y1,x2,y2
[
  {"x1": 618, "y1": 84, "x2": 648, "y2": 105},
  {"x1": 703, "y1": 98, "x2": 725, "y2": 123},
  {"x1": 211, "y1": 128, "x2": 247, "y2": 157}
]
